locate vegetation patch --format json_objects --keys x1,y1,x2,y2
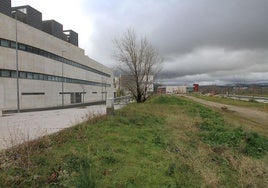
[
  {"x1": 192, "y1": 94, "x2": 268, "y2": 113},
  {"x1": 0, "y1": 95, "x2": 267, "y2": 187}
]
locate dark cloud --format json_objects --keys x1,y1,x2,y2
[
  {"x1": 150, "y1": 0, "x2": 268, "y2": 55},
  {"x1": 82, "y1": 0, "x2": 268, "y2": 85}
]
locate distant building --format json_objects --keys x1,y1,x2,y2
[
  {"x1": 157, "y1": 86, "x2": 166, "y2": 94},
  {"x1": 193, "y1": 84, "x2": 199, "y2": 92},
  {"x1": 119, "y1": 74, "x2": 154, "y2": 96},
  {"x1": 157, "y1": 85, "x2": 194, "y2": 94},
  {"x1": 0, "y1": 1, "x2": 115, "y2": 111}
]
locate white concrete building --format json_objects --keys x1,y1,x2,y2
[
  {"x1": 0, "y1": 2, "x2": 115, "y2": 112},
  {"x1": 160, "y1": 86, "x2": 193, "y2": 94},
  {"x1": 119, "y1": 74, "x2": 154, "y2": 95}
]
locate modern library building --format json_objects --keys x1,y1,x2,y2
[{"x1": 0, "y1": 0, "x2": 115, "y2": 112}]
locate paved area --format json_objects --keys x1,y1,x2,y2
[{"x1": 0, "y1": 105, "x2": 123, "y2": 150}]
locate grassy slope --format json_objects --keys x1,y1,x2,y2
[{"x1": 0, "y1": 95, "x2": 267, "y2": 187}]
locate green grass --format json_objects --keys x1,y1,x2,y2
[
  {"x1": 192, "y1": 94, "x2": 268, "y2": 113},
  {"x1": 0, "y1": 95, "x2": 267, "y2": 187}
]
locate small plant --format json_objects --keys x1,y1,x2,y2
[
  {"x1": 101, "y1": 154, "x2": 118, "y2": 164},
  {"x1": 74, "y1": 157, "x2": 96, "y2": 188},
  {"x1": 167, "y1": 163, "x2": 176, "y2": 176}
]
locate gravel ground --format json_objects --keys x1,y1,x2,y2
[{"x1": 0, "y1": 105, "x2": 124, "y2": 150}]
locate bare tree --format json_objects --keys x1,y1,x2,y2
[{"x1": 114, "y1": 29, "x2": 162, "y2": 103}]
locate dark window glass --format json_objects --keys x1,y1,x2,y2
[
  {"x1": 19, "y1": 44, "x2": 26, "y2": 50},
  {"x1": 47, "y1": 52, "x2": 52, "y2": 58},
  {"x1": 2, "y1": 70, "x2": 10, "y2": 77},
  {"x1": 10, "y1": 42, "x2": 17, "y2": 49},
  {"x1": 39, "y1": 50, "x2": 44, "y2": 56},
  {"x1": 43, "y1": 51, "x2": 49, "y2": 57},
  {"x1": 19, "y1": 72, "x2": 26, "y2": 78},
  {"x1": 33, "y1": 73, "x2": 39, "y2": 80},
  {"x1": 43, "y1": 75, "x2": 48, "y2": 80},
  {"x1": 1, "y1": 39, "x2": 10, "y2": 47},
  {"x1": 26, "y1": 46, "x2": 33, "y2": 52},
  {"x1": 11, "y1": 71, "x2": 17, "y2": 78},
  {"x1": 32, "y1": 47, "x2": 39, "y2": 54},
  {"x1": 75, "y1": 93, "x2": 82, "y2": 103},
  {"x1": 55, "y1": 76, "x2": 60, "y2": 82},
  {"x1": 39, "y1": 74, "x2": 44, "y2": 80},
  {"x1": 27, "y1": 72, "x2": 33, "y2": 79},
  {"x1": 51, "y1": 76, "x2": 56, "y2": 81}
]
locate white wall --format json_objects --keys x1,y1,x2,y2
[{"x1": 0, "y1": 13, "x2": 115, "y2": 111}]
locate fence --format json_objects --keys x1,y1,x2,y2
[{"x1": 106, "y1": 95, "x2": 131, "y2": 115}]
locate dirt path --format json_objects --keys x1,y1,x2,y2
[{"x1": 186, "y1": 96, "x2": 268, "y2": 127}]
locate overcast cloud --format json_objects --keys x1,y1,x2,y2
[{"x1": 12, "y1": 0, "x2": 268, "y2": 85}]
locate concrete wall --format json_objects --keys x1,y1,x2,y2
[
  {"x1": 165, "y1": 86, "x2": 191, "y2": 94},
  {"x1": 0, "y1": 13, "x2": 115, "y2": 111}
]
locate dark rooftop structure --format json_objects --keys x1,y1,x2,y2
[
  {"x1": 0, "y1": 0, "x2": 11, "y2": 17},
  {"x1": 42, "y1": 20, "x2": 65, "y2": 40},
  {"x1": 11, "y1": 6, "x2": 42, "y2": 30},
  {"x1": 64, "y1": 30, "x2": 79, "y2": 46},
  {"x1": 0, "y1": 0, "x2": 79, "y2": 46}
]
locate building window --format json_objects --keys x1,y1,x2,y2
[
  {"x1": 26, "y1": 46, "x2": 33, "y2": 52},
  {"x1": 39, "y1": 74, "x2": 44, "y2": 80},
  {"x1": 71, "y1": 92, "x2": 82, "y2": 104},
  {"x1": 0, "y1": 38, "x2": 111, "y2": 77},
  {"x1": 11, "y1": 71, "x2": 17, "y2": 78},
  {"x1": 10, "y1": 42, "x2": 17, "y2": 49},
  {"x1": 19, "y1": 72, "x2": 27, "y2": 78},
  {"x1": 43, "y1": 75, "x2": 48, "y2": 80},
  {"x1": 33, "y1": 73, "x2": 39, "y2": 80},
  {"x1": 0, "y1": 39, "x2": 10, "y2": 47},
  {"x1": 0, "y1": 68, "x2": 110, "y2": 87},
  {"x1": 2, "y1": 70, "x2": 10, "y2": 77},
  {"x1": 32, "y1": 47, "x2": 39, "y2": 54},
  {"x1": 27, "y1": 72, "x2": 33, "y2": 79},
  {"x1": 19, "y1": 44, "x2": 26, "y2": 51}
]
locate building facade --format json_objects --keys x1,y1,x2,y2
[
  {"x1": 157, "y1": 86, "x2": 194, "y2": 94},
  {"x1": 118, "y1": 75, "x2": 154, "y2": 96},
  {"x1": 0, "y1": 2, "x2": 115, "y2": 111}
]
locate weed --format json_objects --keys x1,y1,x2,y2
[
  {"x1": 101, "y1": 154, "x2": 118, "y2": 164},
  {"x1": 73, "y1": 157, "x2": 96, "y2": 188},
  {"x1": 167, "y1": 163, "x2": 176, "y2": 176}
]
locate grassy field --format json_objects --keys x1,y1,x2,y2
[
  {"x1": 191, "y1": 94, "x2": 268, "y2": 113},
  {"x1": 188, "y1": 94, "x2": 268, "y2": 136},
  {"x1": 0, "y1": 95, "x2": 267, "y2": 187}
]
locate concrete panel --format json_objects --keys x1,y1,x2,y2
[{"x1": 0, "y1": 80, "x2": 4, "y2": 110}]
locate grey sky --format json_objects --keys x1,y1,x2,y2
[{"x1": 13, "y1": 0, "x2": 268, "y2": 85}]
